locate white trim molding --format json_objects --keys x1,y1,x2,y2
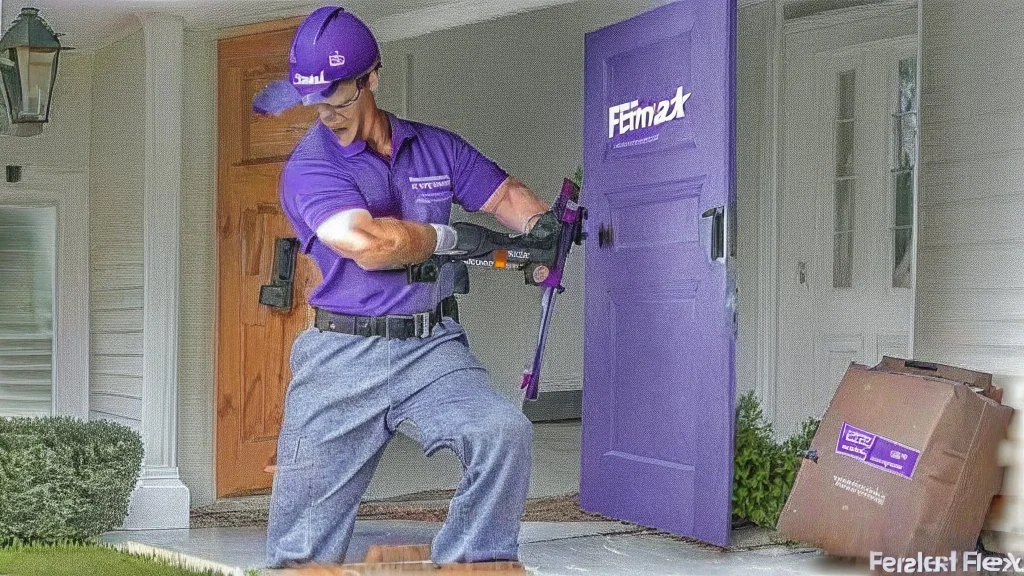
[
  {"x1": 121, "y1": 11, "x2": 190, "y2": 531},
  {"x1": 0, "y1": 168, "x2": 89, "y2": 420},
  {"x1": 754, "y1": 0, "x2": 783, "y2": 425},
  {"x1": 782, "y1": 0, "x2": 916, "y2": 34},
  {"x1": 371, "y1": 0, "x2": 579, "y2": 43}
]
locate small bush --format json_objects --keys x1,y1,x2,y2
[
  {"x1": 732, "y1": 391, "x2": 820, "y2": 528},
  {"x1": 0, "y1": 417, "x2": 143, "y2": 546}
]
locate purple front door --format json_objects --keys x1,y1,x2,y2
[{"x1": 580, "y1": 0, "x2": 737, "y2": 546}]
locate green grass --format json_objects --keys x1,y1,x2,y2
[{"x1": 0, "y1": 543, "x2": 258, "y2": 576}]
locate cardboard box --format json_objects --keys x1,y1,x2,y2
[{"x1": 777, "y1": 357, "x2": 1013, "y2": 562}]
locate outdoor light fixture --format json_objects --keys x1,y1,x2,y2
[{"x1": 0, "y1": 7, "x2": 64, "y2": 137}]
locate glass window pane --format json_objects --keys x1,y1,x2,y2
[
  {"x1": 0, "y1": 206, "x2": 55, "y2": 417},
  {"x1": 835, "y1": 179, "x2": 855, "y2": 232},
  {"x1": 892, "y1": 57, "x2": 918, "y2": 289},
  {"x1": 899, "y1": 57, "x2": 917, "y2": 114},
  {"x1": 836, "y1": 121, "x2": 855, "y2": 178},
  {"x1": 834, "y1": 232, "x2": 853, "y2": 289},
  {"x1": 839, "y1": 70, "x2": 856, "y2": 120},
  {"x1": 895, "y1": 112, "x2": 917, "y2": 171},
  {"x1": 834, "y1": 179, "x2": 854, "y2": 289},
  {"x1": 836, "y1": 69, "x2": 856, "y2": 178},
  {"x1": 14, "y1": 47, "x2": 56, "y2": 120},
  {"x1": 893, "y1": 228, "x2": 913, "y2": 288},
  {"x1": 894, "y1": 172, "x2": 914, "y2": 227}
]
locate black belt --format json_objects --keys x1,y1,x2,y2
[{"x1": 313, "y1": 296, "x2": 459, "y2": 339}]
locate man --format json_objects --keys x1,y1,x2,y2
[{"x1": 255, "y1": 5, "x2": 555, "y2": 570}]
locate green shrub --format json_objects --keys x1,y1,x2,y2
[
  {"x1": 0, "y1": 417, "x2": 143, "y2": 546},
  {"x1": 732, "y1": 391, "x2": 820, "y2": 528}
]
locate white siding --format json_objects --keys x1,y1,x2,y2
[
  {"x1": 88, "y1": 31, "x2": 146, "y2": 430},
  {"x1": 918, "y1": 0, "x2": 1024, "y2": 550}
]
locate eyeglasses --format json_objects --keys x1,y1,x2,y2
[
  {"x1": 318, "y1": 68, "x2": 377, "y2": 112},
  {"x1": 320, "y1": 83, "x2": 361, "y2": 112}
]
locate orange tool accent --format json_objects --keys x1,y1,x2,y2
[{"x1": 493, "y1": 250, "x2": 508, "y2": 269}]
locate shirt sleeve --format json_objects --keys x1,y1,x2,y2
[
  {"x1": 281, "y1": 157, "x2": 368, "y2": 252},
  {"x1": 450, "y1": 133, "x2": 509, "y2": 213}
]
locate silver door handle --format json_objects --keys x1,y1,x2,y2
[{"x1": 701, "y1": 206, "x2": 725, "y2": 261}]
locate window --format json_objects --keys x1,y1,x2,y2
[
  {"x1": 0, "y1": 207, "x2": 55, "y2": 417},
  {"x1": 834, "y1": 70, "x2": 856, "y2": 288},
  {"x1": 892, "y1": 57, "x2": 917, "y2": 289}
]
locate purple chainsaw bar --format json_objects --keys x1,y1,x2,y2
[
  {"x1": 404, "y1": 177, "x2": 586, "y2": 400},
  {"x1": 520, "y1": 178, "x2": 585, "y2": 400}
]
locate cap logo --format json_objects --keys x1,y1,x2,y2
[
  {"x1": 329, "y1": 51, "x2": 346, "y2": 67},
  {"x1": 294, "y1": 71, "x2": 330, "y2": 86}
]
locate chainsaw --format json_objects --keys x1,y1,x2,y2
[{"x1": 406, "y1": 178, "x2": 586, "y2": 401}]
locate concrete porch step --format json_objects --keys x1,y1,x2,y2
[
  {"x1": 102, "y1": 521, "x2": 839, "y2": 576},
  {"x1": 263, "y1": 545, "x2": 526, "y2": 575}
]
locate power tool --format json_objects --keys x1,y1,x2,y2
[{"x1": 407, "y1": 178, "x2": 586, "y2": 400}]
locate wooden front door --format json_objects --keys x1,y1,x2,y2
[{"x1": 216, "y1": 22, "x2": 320, "y2": 497}]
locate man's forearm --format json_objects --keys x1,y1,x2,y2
[
  {"x1": 350, "y1": 218, "x2": 436, "y2": 271},
  {"x1": 482, "y1": 177, "x2": 550, "y2": 233}
]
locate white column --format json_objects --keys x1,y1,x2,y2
[{"x1": 121, "y1": 12, "x2": 190, "y2": 530}]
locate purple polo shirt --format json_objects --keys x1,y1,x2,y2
[{"x1": 280, "y1": 112, "x2": 508, "y2": 316}]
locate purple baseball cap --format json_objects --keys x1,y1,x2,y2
[{"x1": 253, "y1": 6, "x2": 380, "y2": 116}]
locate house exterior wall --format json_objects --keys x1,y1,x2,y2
[
  {"x1": 918, "y1": 0, "x2": 1024, "y2": 551},
  {"x1": 87, "y1": 31, "x2": 147, "y2": 431},
  {"x1": 27, "y1": 2, "x2": 1012, "y2": 515}
]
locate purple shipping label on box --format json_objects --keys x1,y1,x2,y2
[{"x1": 835, "y1": 422, "x2": 921, "y2": 479}]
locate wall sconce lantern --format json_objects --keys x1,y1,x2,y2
[{"x1": 0, "y1": 8, "x2": 64, "y2": 137}]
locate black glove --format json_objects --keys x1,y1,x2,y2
[
  {"x1": 448, "y1": 221, "x2": 492, "y2": 258},
  {"x1": 524, "y1": 211, "x2": 560, "y2": 247}
]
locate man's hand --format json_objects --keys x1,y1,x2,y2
[{"x1": 524, "y1": 211, "x2": 559, "y2": 245}]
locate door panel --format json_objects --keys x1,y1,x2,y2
[
  {"x1": 581, "y1": 0, "x2": 736, "y2": 546},
  {"x1": 216, "y1": 26, "x2": 320, "y2": 497}
]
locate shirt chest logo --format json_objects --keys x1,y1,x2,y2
[{"x1": 409, "y1": 174, "x2": 452, "y2": 191}]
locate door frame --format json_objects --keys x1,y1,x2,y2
[
  {"x1": 756, "y1": 0, "x2": 919, "y2": 427},
  {"x1": 0, "y1": 167, "x2": 90, "y2": 419}
]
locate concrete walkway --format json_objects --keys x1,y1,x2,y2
[{"x1": 103, "y1": 521, "x2": 868, "y2": 576}]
